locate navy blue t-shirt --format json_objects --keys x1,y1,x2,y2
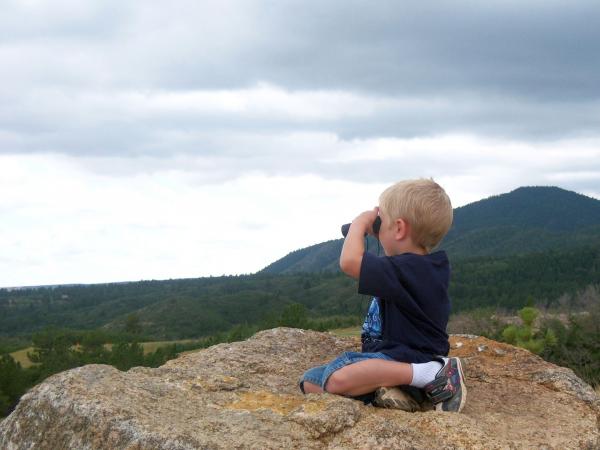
[{"x1": 358, "y1": 250, "x2": 451, "y2": 363}]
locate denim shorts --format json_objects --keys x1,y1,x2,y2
[{"x1": 298, "y1": 351, "x2": 394, "y2": 403}]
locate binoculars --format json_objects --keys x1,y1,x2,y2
[{"x1": 341, "y1": 216, "x2": 381, "y2": 237}]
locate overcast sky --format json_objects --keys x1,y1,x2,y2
[{"x1": 1, "y1": 0, "x2": 599, "y2": 287}]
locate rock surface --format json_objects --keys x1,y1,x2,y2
[{"x1": 1, "y1": 328, "x2": 599, "y2": 449}]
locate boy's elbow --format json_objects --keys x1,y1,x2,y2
[
  {"x1": 339, "y1": 258, "x2": 349, "y2": 273},
  {"x1": 340, "y1": 257, "x2": 361, "y2": 279}
]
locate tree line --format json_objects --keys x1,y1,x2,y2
[{"x1": 1, "y1": 245, "x2": 598, "y2": 341}]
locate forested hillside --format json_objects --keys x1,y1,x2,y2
[
  {"x1": 442, "y1": 186, "x2": 600, "y2": 258},
  {"x1": 0, "y1": 273, "x2": 363, "y2": 340},
  {"x1": 448, "y1": 186, "x2": 600, "y2": 233},
  {"x1": 2, "y1": 245, "x2": 599, "y2": 340}
]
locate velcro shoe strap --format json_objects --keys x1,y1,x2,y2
[
  {"x1": 424, "y1": 377, "x2": 452, "y2": 404},
  {"x1": 424, "y1": 375, "x2": 447, "y2": 392}
]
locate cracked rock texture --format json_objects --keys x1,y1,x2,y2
[{"x1": 1, "y1": 327, "x2": 599, "y2": 449}]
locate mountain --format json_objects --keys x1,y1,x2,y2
[
  {"x1": 450, "y1": 186, "x2": 600, "y2": 233},
  {"x1": 261, "y1": 186, "x2": 600, "y2": 274},
  {"x1": 442, "y1": 186, "x2": 600, "y2": 258},
  {"x1": 260, "y1": 240, "x2": 344, "y2": 274}
]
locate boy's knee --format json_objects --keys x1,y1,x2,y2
[{"x1": 325, "y1": 370, "x2": 350, "y2": 394}]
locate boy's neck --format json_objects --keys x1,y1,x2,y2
[{"x1": 385, "y1": 241, "x2": 427, "y2": 257}]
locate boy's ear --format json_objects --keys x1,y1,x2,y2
[{"x1": 394, "y1": 218, "x2": 409, "y2": 241}]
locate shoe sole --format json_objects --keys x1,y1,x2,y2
[
  {"x1": 376, "y1": 396, "x2": 419, "y2": 412},
  {"x1": 374, "y1": 388, "x2": 420, "y2": 412},
  {"x1": 455, "y1": 357, "x2": 467, "y2": 413}
]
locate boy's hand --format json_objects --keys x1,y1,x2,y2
[{"x1": 352, "y1": 207, "x2": 379, "y2": 235}]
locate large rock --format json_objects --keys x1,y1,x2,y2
[{"x1": 1, "y1": 328, "x2": 598, "y2": 449}]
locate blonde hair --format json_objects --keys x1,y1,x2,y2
[{"x1": 378, "y1": 178, "x2": 453, "y2": 252}]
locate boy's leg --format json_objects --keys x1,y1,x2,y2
[
  {"x1": 298, "y1": 364, "x2": 327, "y2": 395},
  {"x1": 325, "y1": 358, "x2": 413, "y2": 397},
  {"x1": 302, "y1": 381, "x2": 324, "y2": 394}
]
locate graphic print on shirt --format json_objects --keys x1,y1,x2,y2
[{"x1": 362, "y1": 297, "x2": 383, "y2": 339}]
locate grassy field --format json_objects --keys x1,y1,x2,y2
[
  {"x1": 9, "y1": 348, "x2": 33, "y2": 368},
  {"x1": 103, "y1": 340, "x2": 199, "y2": 356},
  {"x1": 9, "y1": 340, "x2": 196, "y2": 369},
  {"x1": 9, "y1": 330, "x2": 363, "y2": 368},
  {"x1": 328, "y1": 326, "x2": 361, "y2": 337}
]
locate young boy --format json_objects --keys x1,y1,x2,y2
[{"x1": 298, "y1": 179, "x2": 466, "y2": 413}]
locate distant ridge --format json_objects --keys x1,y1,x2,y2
[
  {"x1": 259, "y1": 239, "x2": 344, "y2": 274},
  {"x1": 447, "y1": 186, "x2": 600, "y2": 234},
  {"x1": 261, "y1": 186, "x2": 600, "y2": 274}
]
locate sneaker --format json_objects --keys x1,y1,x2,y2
[
  {"x1": 373, "y1": 385, "x2": 432, "y2": 412},
  {"x1": 424, "y1": 357, "x2": 467, "y2": 413}
]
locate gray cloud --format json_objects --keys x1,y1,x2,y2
[
  {"x1": 141, "y1": 1, "x2": 600, "y2": 99},
  {"x1": 1, "y1": 0, "x2": 600, "y2": 172}
]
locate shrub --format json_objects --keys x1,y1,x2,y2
[{"x1": 500, "y1": 307, "x2": 553, "y2": 355}]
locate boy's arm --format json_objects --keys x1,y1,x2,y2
[{"x1": 339, "y1": 208, "x2": 378, "y2": 279}]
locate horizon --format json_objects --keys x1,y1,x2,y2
[{"x1": 2, "y1": 183, "x2": 596, "y2": 290}]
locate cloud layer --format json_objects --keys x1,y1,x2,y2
[
  {"x1": 1, "y1": 1, "x2": 599, "y2": 285},
  {"x1": 3, "y1": 1, "x2": 600, "y2": 159}
]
